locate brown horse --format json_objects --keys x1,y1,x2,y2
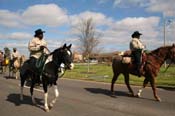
[
  {"x1": 9, "y1": 55, "x2": 26, "y2": 79},
  {"x1": 111, "y1": 44, "x2": 175, "y2": 101}
]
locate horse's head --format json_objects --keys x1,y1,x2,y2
[
  {"x1": 53, "y1": 43, "x2": 74, "y2": 70},
  {"x1": 169, "y1": 44, "x2": 175, "y2": 63}
]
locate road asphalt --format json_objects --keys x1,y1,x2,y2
[{"x1": 0, "y1": 74, "x2": 175, "y2": 116}]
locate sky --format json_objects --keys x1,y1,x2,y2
[{"x1": 0, "y1": 0, "x2": 175, "y2": 56}]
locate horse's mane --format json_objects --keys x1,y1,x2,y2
[
  {"x1": 50, "y1": 47, "x2": 63, "y2": 55},
  {"x1": 149, "y1": 45, "x2": 171, "y2": 55}
]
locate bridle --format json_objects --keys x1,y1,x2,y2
[{"x1": 43, "y1": 46, "x2": 71, "y2": 77}]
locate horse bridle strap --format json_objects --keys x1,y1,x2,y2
[
  {"x1": 42, "y1": 47, "x2": 67, "y2": 78},
  {"x1": 150, "y1": 54, "x2": 165, "y2": 63},
  {"x1": 149, "y1": 53, "x2": 172, "y2": 73}
]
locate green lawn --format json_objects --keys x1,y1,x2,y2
[{"x1": 63, "y1": 63, "x2": 175, "y2": 87}]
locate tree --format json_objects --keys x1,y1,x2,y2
[{"x1": 75, "y1": 18, "x2": 101, "y2": 58}]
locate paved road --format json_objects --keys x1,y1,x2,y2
[{"x1": 0, "y1": 74, "x2": 175, "y2": 116}]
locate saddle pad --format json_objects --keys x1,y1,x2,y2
[{"x1": 122, "y1": 57, "x2": 131, "y2": 64}]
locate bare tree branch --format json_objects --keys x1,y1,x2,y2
[{"x1": 74, "y1": 18, "x2": 102, "y2": 58}]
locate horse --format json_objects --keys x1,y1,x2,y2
[
  {"x1": 9, "y1": 55, "x2": 26, "y2": 79},
  {"x1": 1, "y1": 57, "x2": 10, "y2": 73},
  {"x1": 111, "y1": 44, "x2": 175, "y2": 101},
  {"x1": 20, "y1": 44, "x2": 74, "y2": 112}
]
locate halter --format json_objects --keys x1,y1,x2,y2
[
  {"x1": 41, "y1": 46, "x2": 68, "y2": 78},
  {"x1": 149, "y1": 46, "x2": 174, "y2": 73}
]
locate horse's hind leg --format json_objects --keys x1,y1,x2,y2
[
  {"x1": 49, "y1": 84, "x2": 59, "y2": 108},
  {"x1": 123, "y1": 73, "x2": 134, "y2": 96},
  {"x1": 111, "y1": 73, "x2": 120, "y2": 95},
  {"x1": 150, "y1": 77, "x2": 161, "y2": 102}
]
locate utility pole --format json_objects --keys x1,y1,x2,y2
[
  {"x1": 163, "y1": 16, "x2": 166, "y2": 68},
  {"x1": 163, "y1": 17, "x2": 166, "y2": 47}
]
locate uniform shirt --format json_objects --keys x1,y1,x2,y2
[
  {"x1": 130, "y1": 38, "x2": 145, "y2": 51},
  {"x1": 0, "y1": 52, "x2": 4, "y2": 62},
  {"x1": 11, "y1": 51, "x2": 21, "y2": 59},
  {"x1": 28, "y1": 37, "x2": 48, "y2": 59}
]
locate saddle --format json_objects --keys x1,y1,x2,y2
[
  {"x1": 23, "y1": 54, "x2": 48, "y2": 75},
  {"x1": 121, "y1": 50, "x2": 146, "y2": 63},
  {"x1": 121, "y1": 50, "x2": 147, "y2": 75},
  {"x1": 20, "y1": 54, "x2": 48, "y2": 85},
  {"x1": 35, "y1": 54, "x2": 48, "y2": 73}
]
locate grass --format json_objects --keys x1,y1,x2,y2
[{"x1": 63, "y1": 63, "x2": 175, "y2": 87}]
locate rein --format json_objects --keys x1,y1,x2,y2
[
  {"x1": 150, "y1": 53, "x2": 165, "y2": 63},
  {"x1": 44, "y1": 46, "x2": 51, "y2": 53},
  {"x1": 149, "y1": 50, "x2": 172, "y2": 73},
  {"x1": 43, "y1": 46, "x2": 67, "y2": 78}
]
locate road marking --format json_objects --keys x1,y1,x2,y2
[
  {"x1": 61, "y1": 78, "x2": 156, "y2": 90},
  {"x1": 19, "y1": 84, "x2": 43, "y2": 93}
]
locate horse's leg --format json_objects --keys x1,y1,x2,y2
[
  {"x1": 8, "y1": 66, "x2": 10, "y2": 77},
  {"x1": 15, "y1": 69, "x2": 18, "y2": 79},
  {"x1": 123, "y1": 73, "x2": 134, "y2": 96},
  {"x1": 150, "y1": 77, "x2": 161, "y2": 102},
  {"x1": 49, "y1": 84, "x2": 59, "y2": 108},
  {"x1": 30, "y1": 78, "x2": 36, "y2": 104},
  {"x1": 111, "y1": 73, "x2": 120, "y2": 95},
  {"x1": 137, "y1": 78, "x2": 149, "y2": 97},
  {"x1": 43, "y1": 79, "x2": 49, "y2": 112},
  {"x1": 20, "y1": 74, "x2": 26, "y2": 101}
]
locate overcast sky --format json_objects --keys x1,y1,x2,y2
[{"x1": 0, "y1": 0, "x2": 175, "y2": 56}]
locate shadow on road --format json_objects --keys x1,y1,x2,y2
[
  {"x1": 3, "y1": 76, "x2": 16, "y2": 80},
  {"x1": 6, "y1": 93, "x2": 43, "y2": 109},
  {"x1": 85, "y1": 88, "x2": 158, "y2": 102},
  {"x1": 157, "y1": 86, "x2": 175, "y2": 91},
  {"x1": 84, "y1": 87, "x2": 129, "y2": 97}
]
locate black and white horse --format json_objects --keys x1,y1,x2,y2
[{"x1": 20, "y1": 44, "x2": 74, "y2": 112}]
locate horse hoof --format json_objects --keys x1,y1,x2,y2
[
  {"x1": 135, "y1": 94, "x2": 141, "y2": 98},
  {"x1": 49, "y1": 103, "x2": 53, "y2": 108},
  {"x1": 32, "y1": 100, "x2": 36, "y2": 105},
  {"x1": 156, "y1": 97, "x2": 162, "y2": 102},
  {"x1": 128, "y1": 93, "x2": 135, "y2": 97},
  {"x1": 110, "y1": 93, "x2": 117, "y2": 98},
  {"x1": 45, "y1": 108, "x2": 50, "y2": 112}
]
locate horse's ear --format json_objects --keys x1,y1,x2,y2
[
  {"x1": 68, "y1": 44, "x2": 72, "y2": 49},
  {"x1": 63, "y1": 43, "x2": 67, "y2": 48},
  {"x1": 173, "y1": 43, "x2": 175, "y2": 47}
]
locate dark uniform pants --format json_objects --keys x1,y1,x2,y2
[{"x1": 132, "y1": 49, "x2": 142, "y2": 65}]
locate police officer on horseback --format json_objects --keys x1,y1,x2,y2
[
  {"x1": 0, "y1": 50, "x2": 4, "y2": 72},
  {"x1": 11, "y1": 48, "x2": 21, "y2": 68},
  {"x1": 28, "y1": 29, "x2": 49, "y2": 74},
  {"x1": 130, "y1": 31, "x2": 145, "y2": 77}
]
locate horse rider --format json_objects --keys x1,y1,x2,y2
[
  {"x1": 28, "y1": 29, "x2": 49, "y2": 75},
  {"x1": 0, "y1": 50, "x2": 4, "y2": 61},
  {"x1": 11, "y1": 48, "x2": 21, "y2": 67},
  {"x1": 130, "y1": 31, "x2": 145, "y2": 77},
  {"x1": 0, "y1": 50, "x2": 4, "y2": 69}
]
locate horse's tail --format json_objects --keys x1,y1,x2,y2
[
  {"x1": 112, "y1": 55, "x2": 122, "y2": 74},
  {"x1": 20, "y1": 60, "x2": 29, "y2": 76}
]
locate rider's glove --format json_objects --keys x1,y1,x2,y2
[{"x1": 40, "y1": 46, "x2": 45, "y2": 51}]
